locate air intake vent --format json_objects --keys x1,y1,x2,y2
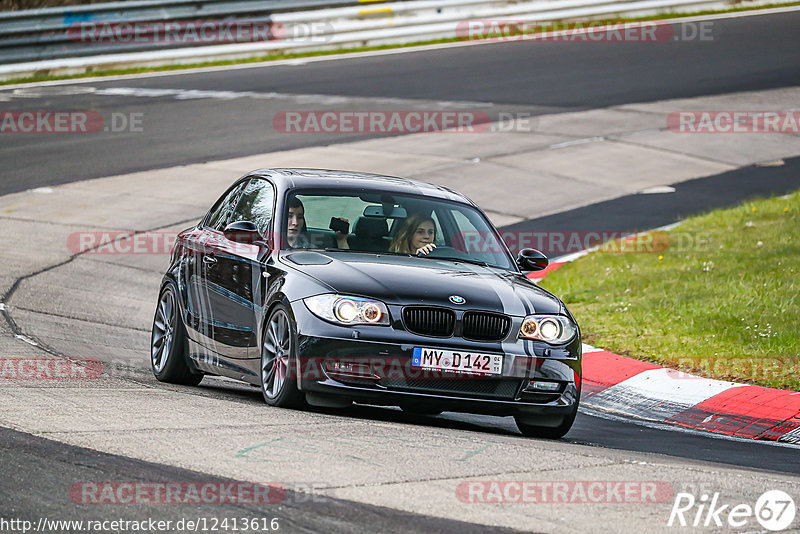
[
  {"x1": 403, "y1": 306, "x2": 455, "y2": 337},
  {"x1": 462, "y1": 311, "x2": 511, "y2": 341},
  {"x1": 380, "y1": 377, "x2": 521, "y2": 399}
]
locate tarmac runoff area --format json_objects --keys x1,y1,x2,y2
[{"x1": 1, "y1": 85, "x2": 800, "y2": 532}]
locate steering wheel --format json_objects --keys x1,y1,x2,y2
[{"x1": 421, "y1": 245, "x2": 469, "y2": 260}]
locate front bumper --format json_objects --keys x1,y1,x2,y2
[{"x1": 290, "y1": 303, "x2": 581, "y2": 418}]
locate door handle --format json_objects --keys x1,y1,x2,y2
[{"x1": 203, "y1": 256, "x2": 217, "y2": 265}]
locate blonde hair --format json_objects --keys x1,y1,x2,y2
[{"x1": 390, "y1": 214, "x2": 437, "y2": 254}]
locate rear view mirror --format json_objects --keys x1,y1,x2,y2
[
  {"x1": 517, "y1": 248, "x2": 549, "y2": 272},
  {"x1": 223, "y1": 221, "x2": 263, "y2": 245},
  {"x1": 363, "y1": 205, "x2": 407, "y2": 218}
]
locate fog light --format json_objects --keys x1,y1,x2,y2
[
  {"x1": 324, "y1": 360, "x2": 379, "y2": 380},
  {"x1": 528, "y1": 380, "x2": 561, "y2": 392}
]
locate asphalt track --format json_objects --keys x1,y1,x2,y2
[
  {"x1": 1, "y1": 10, "x2": 800, "y2": 194},
  {"x1": 0, "y1": 426, "x2": 515, "y2": 534},
  {"x1": 1, "y1": 8, "x2": 800, "y2": 532},
  {"x1": 2, "y1": 404, "x2": 799, "y2": 533}
]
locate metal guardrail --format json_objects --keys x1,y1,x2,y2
[
  {"x1": 0, "y1": 0, "x2": 386, "y2": 63},
  {"x1": 0, "y1": 0, "x2": 787, "y2": 78}
]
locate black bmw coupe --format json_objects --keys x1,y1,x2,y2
[{"x1": 151, "y1": 169, "x2": 581, "y2": 438}]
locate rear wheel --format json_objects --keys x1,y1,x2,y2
[
  {"x1": 151, "y1": 281, "x2": 203, "y2": 386},
  {"x1": 260, "y1": 305, "x2": 304, "y2": 408}
]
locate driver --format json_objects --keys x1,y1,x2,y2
[{"x1": 389, "y1": 214, "x2": 437, "y2": 256}]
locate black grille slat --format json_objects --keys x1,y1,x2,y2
[
  {"x1": 403, "y1": 306, "x2": 455, "y2": 337},
  {"x1": 462, "y1": 312, "x2": 511, "y2": 341}
]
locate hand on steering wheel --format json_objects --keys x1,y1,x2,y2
[{"x1": 416, "y1": 243, "x2": 436, "y2": 256}]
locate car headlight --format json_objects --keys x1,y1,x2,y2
[
  {"x1": 519, "y1": 315, "x2": 576, "y2": 344},
  {"x1": 304, "y1": 294, "x2": 390, "y2": 326}
]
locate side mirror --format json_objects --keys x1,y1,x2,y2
[
  {"x1": 223, "y1": 220, "x2": 263, "y2": 245},
  {"x1": 516, "y1": 248, "x2": 548, "y2": 272}
]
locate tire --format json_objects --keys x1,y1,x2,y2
[
  {"x1": 151, "y1": 281, "x2": 203, "y2": 386},
  {"x1": 514, "y1": 402, "x2": 578, "y2": 439},
  {"x1": 260, "y1": 305, "x2": 304, "y2": 408}
]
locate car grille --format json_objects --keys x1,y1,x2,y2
[
  {"x1": 403, "y1": 306, "x2": 455, "y2": 337},
  {"x1": 380, "y1": 377, "x2": 521, "y2": 399},
  {"x1": 462, "y1": 311, "x2": 511, "y2": 341}
]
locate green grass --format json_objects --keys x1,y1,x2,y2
[
  {"x1": 2, "y1": 2, "x2": 799, "y2": 86},
  {"x1": 540, "y1": 191, "x2": 800, "y2": 391}
]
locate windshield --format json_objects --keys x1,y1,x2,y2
[{"x1": 282, "y1": 189, "x2": 515, "y2": 271}]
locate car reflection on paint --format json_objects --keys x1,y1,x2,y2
[{"x1": 151, "y1": 169, "x2": 581, "y2": 438}]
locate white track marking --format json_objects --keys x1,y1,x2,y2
[
  {"x1": 638, "y1": 185, "x2": 676, "y2": 194},
  {"x1": 14, "y1": 334, "x2": 39, "y2": 347},
  {"x1": 588, "y1": 368, "x2": 747, "y2": 421}
]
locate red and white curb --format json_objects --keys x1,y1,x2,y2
[{"x1": 528, "y1": 229, "x2": 800, "y2": 444}]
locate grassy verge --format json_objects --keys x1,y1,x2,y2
[
  {"x1": 539, "y1": 191, "x2": 800, "y2": 391},
  {"x1": 2, "y1": 2, "x2": 799, "y2": 86}
]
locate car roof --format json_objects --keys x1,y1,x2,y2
[{"x1": 248, "y1": 168, "x2": 475, "y2": 206}]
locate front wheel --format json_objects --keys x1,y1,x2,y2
[
  {"x1": 260, "y1": 305, "x2": 304, "y2": 408},
  {"x1": 151, "y1": 281, "x2": 203, "y2": 386},
  {"x1": 514, "y1": 402, "x2": 578, "y2": 439}
]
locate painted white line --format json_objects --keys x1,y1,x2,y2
[
  {"x1": 638, "y1": 185, "x2": 676, "y2": 194},
  {"x1": 755, "y1": 159, "x2": 785, "y2": 167},
  {"x1": 654, "y1": 221, "x2": 682, "y2": 232},
  {"x1": 549, "y1": 136, "x2": 604, "y2": 149},
  {"x1": 551, "y1": 250, "x2": 591, "y2": 264},
  {"x1": 1, "y1": 6, "x2": 798, "y2": 90},
  {"x1": 14, "y1": 334, "x2": 39, "y2": 347},
  {"x1": 582, "y1": 343, "x2": 603, "y2": 353},
  {"x1": 13, "y1": 86, "x2": 96, "y2": 97},
  {"x1": 30, "y1": 187, "x2": 54, "y2": 194}
]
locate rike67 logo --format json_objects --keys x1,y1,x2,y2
[{"x1": 668, "y1": 490, "x2": 796, "y2": 531}]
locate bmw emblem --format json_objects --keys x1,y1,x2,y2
[{"x1": 449, "y1": 295, "x2": 466, "y2": 305}]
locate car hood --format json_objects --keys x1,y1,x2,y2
[{"x1": 281, "y1": 251, "x2": 562, "y2": 316}]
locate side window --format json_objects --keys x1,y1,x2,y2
[
  {"x1": 230, "y1": 179, "x2": 275, "y2": 236},
  {"x1": 206, "y1": 182, "x2": 246, "y2": 231}
]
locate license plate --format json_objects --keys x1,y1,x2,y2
[{"x1": 411, "y1": 347, "x2": 502, "y2": 375}]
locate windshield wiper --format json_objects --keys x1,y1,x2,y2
[{"x1": 420, "y1": 255, "x2": 491, "y2": 268}]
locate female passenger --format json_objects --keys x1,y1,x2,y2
[{"x1": 389, "y1": 214, "x2": 437, "y2": 256}]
